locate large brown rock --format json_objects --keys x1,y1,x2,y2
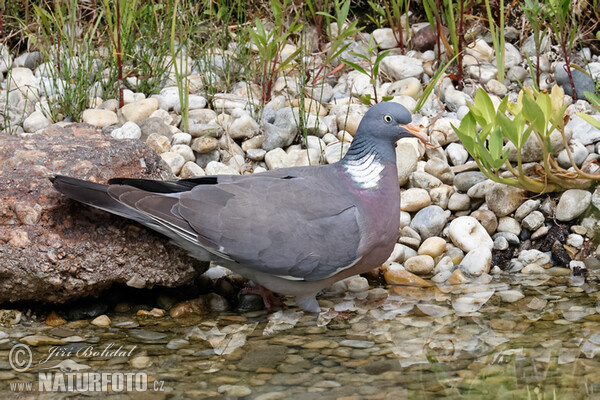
[{"x1": 0, "y1": 124, "x2": 208, "y2": 304}]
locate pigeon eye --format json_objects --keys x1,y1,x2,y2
[{"x1": 383, "y1": 114, "x2": 393, "y2": 123}]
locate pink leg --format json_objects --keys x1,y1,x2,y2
[{"x1": 241, "y1": 284, "x2": 286, "y2": 311}]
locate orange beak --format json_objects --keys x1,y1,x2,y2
[{"x1": 401, "y1": 122, "x2": 433, "y2": 147}]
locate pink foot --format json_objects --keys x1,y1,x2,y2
[{"x1": 241, "y1": 284, "x2": 286, "y2": 312}]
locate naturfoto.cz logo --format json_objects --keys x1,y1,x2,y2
[{"x1": 8, "y1": 343, "x2": 166, "y2": 393}]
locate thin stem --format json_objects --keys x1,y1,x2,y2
[{"x1": 116, "y1": 0, "x2": 123, "y2": 108}]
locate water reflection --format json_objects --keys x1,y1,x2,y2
[{"x1": 1, "y1": 271, "x2": 599, "y2": 398}]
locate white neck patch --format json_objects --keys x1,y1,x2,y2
[{"x1": 344, "y1": 152, "x2": 385, "y2": 189}]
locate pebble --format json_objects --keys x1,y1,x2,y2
[
  {"x1": 346, "y1": 276, "x2": 369, "y2": 293},
  {"x1": 384, "y1": 268, "x2": 433, "y2": 287},
  {"x1": 447, "y1": 269, "x2": 470, "y2": 285},
  {"x1": 522, "y1": 211, "x2": 545, "y2": 231},
  {"x1": 82, "y1": 109, "x2": 119, "y2": 127},
  {"x1": 146, "y1": 133, "x2": 171, "y2": 154},
  {"x1": 515, "y1": 199, "x2": 541, "y2": 221},
  {"x1": 497, "y1": 217, "x2": 521, "y2": 236},
  {"x1": 161, "y1": 152, "x2": 186, "y2": 174},
  {"x1": 218, "y1": 385, "x2": 252, "y2": 397},
  {"x1": 470, "y1": 209, "x2": 498, "y2": 235},
  {"x1": 191, "y1": 136, "x2": 219, "y2": 153},
  {"x1": 380, "y1": 55, "x2": 424, "y2": 80},
  {"x1": 446, "y1": 143, "x2": 469, "y2": 166},
  {"x1": 459, "y1": 247, "x2": 492, "y2": 276},
  {"x1": 111, "y1": 121, "x2": 141, "y2": 139},
  {"x1": 447, "y1": 193, "x2": 470, "y2": 211},
  {"x1": 485, "y1": 184, "x2": 525, "y2": 217},
  {"x1": 23, "y1": 110, "x2": 50, "y2": 132},
  {"x1": 556, "y1": 189, "x2": 592, "y2": 221},
  {"x1": 417, "y1": 237, "x2": 446, "y2": 258},
  {"x1": 91, "y1": 315, "x2": 111, "y2": 327},
  {"x1": 121, "y1": 98, "x2": 159, "y2": 122},
  {"x1": 410, "y1": 205, "x2": 447, "y2": 239},
  {"x1": 521, "y1": 263, "x2": 547, "y2": 274},
  {"x1": 448, "y1": 216, "x2": 494, "y2": 252},
  {"x1": 567, "y1": 233, "x2": 584, "y2": 248},
  {"x1": 454, "y1": 171, "x2": 487, "y2": 192},
  {"x1": 396, "y1": 142, "x2": 419, "y2": 186},
  {"x1": 229, "y1": 112, "x2": 259, "y2": 139},
  {"x1": 130, "y1": 356, "x2": 152, "y2": 369},
  {"x1": 21, "y1": 334, "x2": 66, "y2": 346},
  {"x1": 518, "y1": 249, "x2": 551, "y2": 267},
  {"x1": 493, "y1": 236, "x2": 509, "y2": 250},
  {"x1": 205, "y1": 161, "x2": 240, "y2": 175},
  {"x1": 400, "y1": 188, "x2": 431, "y2": 212},
  {"x1": 404, "y1": 255, "x2": 435, "y2": 275},
  {"x1": 45, "y1": 311, "x2": 66, "y2": 327},
  {"x1": 497, "y1": 290, "x2": 525, "y2": 303}
]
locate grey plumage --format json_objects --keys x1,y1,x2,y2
[{"x1": 50, "y1": 102, "x2": 424, "y2": 312}]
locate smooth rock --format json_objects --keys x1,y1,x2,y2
[
  {"x1": 121, "y1": 98, "x2": 159, "y2": 123},
  {"x1": 417, "y1": 237, "x2": 446, "y2": 258},
  {"x1": 396, "y1": 142, "x2": 419, "y2": 186},
  {"x1": 522, "y1": 211, "x2": 545, "y2": 231},
  {"x1": 497, "y1": 217, "x2": 521, "y2": 236},
  {"x1": 401, "y1": 188, "x2": 431, "y2": 212},
  {"x1": 82, "y1": 109, "x2": 120, "y2": 128},
  {"x1": 325, "y1": 141, "x2": 350, "y2": 164},
  {"x1": 23, "y1": 111, "x2": 51, "y2": 133},
  {"x1": 380, "y1": 55, "x2": 423, "y2": 80},
  {"x1": 161, "y1": 152, "x2": 186, "y2": 175},
  {"x1": 470, "y1": 209, "x2": 498, "y2": 235},
  {"x1": 448, "y1": 216, "x2": 494, "y2": 252},
  {"x1": 410, "y1": 205, "x2": 447, "y2": 239},
  {"x1": 180, "y1": 161, "x2": 205, "y2": 178},
  {"x1": 146, "y1": 133, "x2": 171, "y2": 154},
  {"x1": 111, "y1": 121, "x2": 141, "y2": 139},
  {"x1": 485, "y1": 184, "x2": 525, "y2": 217},
  {"x1": 454, "y1": 171, "x2": 487, "y2": 192},
  {"x1": 459, "y1": 247, "x2": 492, "y2": 276},
  {"x1": 404, "y1": 255, "x2": 435, "y2": 275},
  {"x1": 446, "y1": 143, "x2": 469, "y2": 166},
  {"x1": 556, "y1": 189, "x2": 592, "y2": 221}
]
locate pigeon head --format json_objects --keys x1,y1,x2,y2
[{"x1": 355, "y1": 102, "x2": 424, "y2": 144}]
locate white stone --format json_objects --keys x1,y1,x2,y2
[
  {"x1": 518, "y1": 249, "x2": 551, "y2": 266},
  {"x1": 346, "y1": 276, "x2": 370, "y2": 293},
  {"x1": 111, "y1": 121, "x2": 141, "y2": 139},
  {"x1": 171, "y1": 132, "x2": 192, "y2": 146},
  {"x1": 446, "y1": 143, "x2": 469, "y2": 166},
  {"x1": 400, "y1": 188, "x2": 431, "y2": 212},
  {"x1": 497, "y1": 290, "x2": 525, "y2": 303},
  {"x1": 556, "y1": 189, "x2": 592, "y2": 221},
  {"x1": 264, "y1": 148, "x2": 287, "y2": 170},
  {"x1": 325, "y1": 141, "x2": 350, "y2": 164},
  {"x1": 557, "y1": 141, "x2": 589, "y2": 168},
  {"x1": 566, "y1": 233, "x2": 584, "y2": 248},
  {"x1": 380, "y1": 55, "x2": 424, "y2": 81},
  {"x1": 282, "y1": 149, "x2": 321, "y2": 168},
  {"x1": 205, "y1": 161, "x2": 240, "y2": 175},
  {"x1": 179, "y1": 161, "x2": 205, "y2": 178},
  {"x1": 460, "y1": 247, "x2": 492, "y2": 276},
  {"x1": 372, "y1": 28, "x2": 403, "y2": 49},
  {"x1": 23, "y1": 111, "x2": 50, "y2": 133},
  {"x1": 8, "y1": 67, "x2": 40, "y2": 100},
  {"x1": 82, "y1": 109, "x2": 119, "y2": 127},
  {"x1": 121, "y1": 98, "x2": 159, "y2": 123},
  {"x1": 396, "y1": 142, "x2": 419, "y2": 186},
  {"x1": 160, "y1": 152, "x2": 186, "y2": 175},
  {"x1": 404, "y1": 255, "x2": 435, "y2": 275},
  {"x1": 497, "y1": 217, "x2": 521, "y2": 236},
  {"x1": 149, "y1": 109, "x2": 173, "y2": 125},
  {"x1": 466, "y1": 38, "x2": 494, "y2": 62},
  {"x1": 228, "y1": 113, "x2": 259, "y2": 139},
  {"x1": 448, "y1": 216, "x2": 493, "y2": 252},
  {"x1": 171, "y1": 144, "x2": 195, "y2": 162}
]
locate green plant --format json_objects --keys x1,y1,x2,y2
[
  {"x1": 310, "y1": 0, "x2": 362, "y2": 84},
  {"x1": 522, "y1": 0, "x2": 546, "y2": 91},
  {"x1": 31, "y1": 0, "x2": 103, "y2": 121},
  {"x1": 170, "y1": 0, "x2": 190, "y2": 132},
  {"x1": 484, "y1": 0, "x2": 505, "y2": 84},
  {"x1": 342, "y1": 35, "x2": 391, "y2": 105},
  {"x1": 247, "y1": 0, "x2": 302, "y2": 105},
  {"x1": 453, "y1": 85, "x2": 600, "y2": 193},
  {"x1": 383, "y1": 0, "x2": 410, "y2": 53},
  {"x1": 546, "y1": 0, "x2": 579, "y2": 99},
  {"x1": 414, "y1": 54, "x2": 458, "y2": 113}
]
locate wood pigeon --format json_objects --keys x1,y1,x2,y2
[{"x1": 51, "y1": 102, "x2": 424, "y2": 312}]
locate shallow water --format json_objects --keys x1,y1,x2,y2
[{"x1": 1, "y1": 270, "x2": 600, "y2": 399}]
